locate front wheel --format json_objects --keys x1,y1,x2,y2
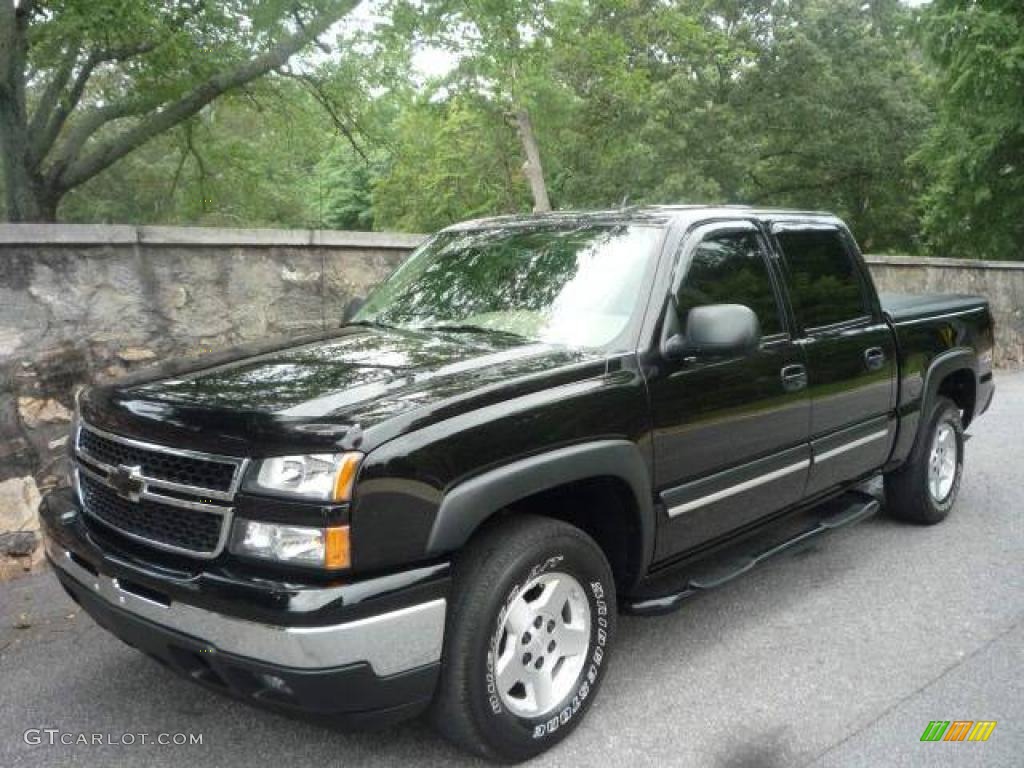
[
  {"x1": 430, "y1": 515, "x2": 616, "y2": 762},
  {"x1": 884, "y1": 395, "x2": 965, "y2": 524}
]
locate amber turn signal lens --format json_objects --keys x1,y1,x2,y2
[
  {"x1": 325, "y1": 526, "x2": 350, "y2": 570},
  {"x1": 331, "y1": 453, "x2": 362, "y2": 502}
]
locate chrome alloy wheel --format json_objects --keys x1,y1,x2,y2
[
  {"x1": 494, "y1": 571, "x2": 592, "y2": 718},
  {"x1": 928, "y1": 422, "x2": 958, "y2": 502}
]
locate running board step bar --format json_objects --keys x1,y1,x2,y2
[{"x1": 623, "y1": 491, "x2": 880, "y2": 616}]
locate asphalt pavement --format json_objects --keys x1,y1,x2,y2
[{"x1": 2, "y1": 371, "x2": 1021, "y2": 767}]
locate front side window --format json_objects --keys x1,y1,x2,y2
[
  {"x1": 775, "y1": 228, "x2": 870, "y2": 329},
  {"x1": 354, "y1": 223, "x2": 663, "y2": 348},
  {"x1": 677, "y1": 231, "x2": 783, "y2": 336}
]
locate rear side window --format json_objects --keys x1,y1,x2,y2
[
  {"x1": 775, "y1": 228, "x2": 869, "y2": 329},
  {"x1": 677, "y1": 231, "x2": 783, "y2": 336}
]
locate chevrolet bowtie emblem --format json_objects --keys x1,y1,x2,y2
[{"x1": 108, "y1": 464, "x2": 145, "y2": 502}]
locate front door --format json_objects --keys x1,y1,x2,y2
[{"x1": 647, "y1": 222, "x2": 812, "y2": 561}]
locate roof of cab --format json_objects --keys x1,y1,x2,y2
[{"x1": 443, "y1": 204, "x2": 842, "y2": 232}]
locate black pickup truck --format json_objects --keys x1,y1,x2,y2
[{"x1": 40, "y1": 206, "x2": 994, "y2": 762}]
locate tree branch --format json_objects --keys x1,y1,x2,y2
[
  {"x1": 293, "y1": 10, "x2": 332, "y2": 54},
  {"x1": 279, "y1": 69, "x2": 367, "y2": 160},
  {"x1": 57, "y1": 0, "x2": 358, "y2": 191},
  {"x1": 31, "y1": 41, "x2": 162, "y2": 166},
  {"x1": 749, "y1": 169, "x2": 870, "y2": 199},
  {"x1": 27, "y1": 40, "x2": 80, "y2": 139},
  {"x1": 757, "y1": 148, "x2": 825, "y2": 164},
  {"x1": 183, "y1": 121, "x2": 210, "y2": 211},
  {"x1": 44, "y1": 93, "x2": 168, "y2": 185},
  {"x1": 166, "y1": 140, "x2": 190, "y2": 207}
]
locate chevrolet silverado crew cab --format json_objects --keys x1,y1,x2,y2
[{"x1": 40, "y1": 206, "x2": 995, "y2": 762}]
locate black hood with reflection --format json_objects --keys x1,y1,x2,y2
[{"x1": 81, "y1": 326, "x2": 603, "y2": 456}]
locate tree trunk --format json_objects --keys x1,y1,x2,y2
[
  {"x1": 0, "y1": 0, "x2": 53, "y2": 221},
  {"x1": 0, "y1": 105, "x2": 55, "y2": 221},
  {"x1": 513, "y1": 108, "x2": 551, "y2": 212}
]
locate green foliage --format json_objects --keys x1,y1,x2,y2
[
  {"x1": 914, "y1": 0, "x2": 1024, "y2": 259},
  {"x1": 60, "y1": 81, "x2": 336, "y2": 227},
  {"x1": 1, "y1": 0, "x2": 358, "y2": 220},
  {"x1": 542, "y1": 0, "x2": 728, "y2": 207},
  {"x1": 735, "y1": 0, "x2": 933, "y2": 252},
  {"x1": 372, "y1": 0, "x2": 934, "y2": 250},
  {"x1": 8, "y1": 0, "x2": 1022, "y2": 260},
  {"x1": 373, "y1": 96, "x2": 532, "y2": 232},
  {"x1": 316, "y1": 146, "x2": 378, "y2": 231}
]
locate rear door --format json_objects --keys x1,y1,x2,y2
[
  {"x1": 769, "y1": 223, "x2": 897, "y2": 496},
  {"x1": 647, "y1": 222, "x2": 811, "y2": 560}
]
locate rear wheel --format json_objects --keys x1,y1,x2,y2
[
  {"x1": 884, "y1": 396, "x2": 964, "y2": 524},
  {"x1": 430, "y1": 515, "x2": 616, "y2": 762}
]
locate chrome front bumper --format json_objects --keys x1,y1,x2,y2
[{"x1": 46, "y1": 536, "x2": 446, "y2": 677}]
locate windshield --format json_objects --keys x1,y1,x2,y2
[{"x1": 353, "y1": 223, "x2": 663, "y2": 348}]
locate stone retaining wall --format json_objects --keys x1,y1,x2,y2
[
  {"x1": 0, "y1": 225, "x2": 422, "y2": 523},
  {"x1": 864, "y1": 254, "x2": 1024, "y2": 367}
]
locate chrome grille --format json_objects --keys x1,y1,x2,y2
[
  {"x1": 78, "y1": 470, "x2": 225, "y2": 555},
  {"x1": 77, "y1": 423, "x2": 241, "y2": 498},
  {"x1": 73, "y1": 422, "x2": 247, "y2": 559}
]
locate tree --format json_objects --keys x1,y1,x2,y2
[
  {"x1": 392, "y1": 0, "x2": 560, "y2": 212},
  {"x1": 56, "y1": 87, "x2": 322, "y2": 227},
  {"x1": 915, "y1": 0, "x2": 1024, "y2": 259},
  {"x1": 737, "y1": 0, "x2": 932, "y2": 252},
  {"x1": 55, "y1": 70, "x2": 382, "y2": 228},
  {"x1": 0, "y1": 0, "x2": 360, "y2": 221},
  {"x1": 373, "y1": 0, "x2": 933, "y2": 247},
  {"x1": 2, "y1": 0, "x2": 948, "y2": 254},
  {"x1": 373, "y1": 94, "x2": 531, "y2": 232},
  {"x1": 543, "y1": 0, "x2": 739, "y2": 207},
  {"x1": 316, "y1": 144, "x2": 380, "y2": 230}
]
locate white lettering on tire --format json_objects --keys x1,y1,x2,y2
[{"x1": 529, "y1": 577, "x2": 609, "y2": 740}]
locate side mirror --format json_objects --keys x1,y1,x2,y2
[{"x1": 664, "y1": 303, "x2": 761, "y2": 360}]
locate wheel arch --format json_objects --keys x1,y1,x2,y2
[
  {"x1": 922, "y1": 349, "x2": 978, "y2": 430},
  {"x1": 893, "y1": 348, "x2": 978, "y2": 467},
  {"x1": 425, "y1": 441, "x2": 654, "y2": 591}
]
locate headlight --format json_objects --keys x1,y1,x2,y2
[
  {"x1": 249, "y1": 452, "x2": 362, "y2": 501},
  {"x1": 230, "y1": 520, "x2": 350, "y2": 570}
]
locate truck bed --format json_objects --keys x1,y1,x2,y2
[{"x1": 880, "y1": 292, "x2": 989, "y2": 324}]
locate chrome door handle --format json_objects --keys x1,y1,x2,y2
[
  {"x1": 864, "y1": 347, "x2": 886, "y2": 371},
  {"x1": 780, "y1": 364, "x2": 807, "y2": 392}
]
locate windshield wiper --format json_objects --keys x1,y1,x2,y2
[
  {"x1": 346, "y1": 319, "x2": 400, "y2": 331},
  {"x1": 418, "y1": 324, "x2": 531, "y2": 341},
  {"x1": 350, "y1": 319, "x2": 532, "y2": 342}
]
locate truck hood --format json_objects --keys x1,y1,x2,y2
[{"x1": 80, "y1": 326, "x2": 604, "y2": 456}]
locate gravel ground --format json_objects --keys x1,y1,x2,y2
[{"x1": 1, "y1": 371, "x2": 1021, "y2": 767}]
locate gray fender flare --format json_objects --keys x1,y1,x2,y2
[
  {"x1": 921, "y1": 347, "x2": 978, "y2": 421},
  {"x1": 889, "y1": 347, "x2": 978, "y2": 469},
  {"x1": 425, "y1": 440, "x2": 655, "y2": 573},
  {"x1": 907, "y1": 347, "x2": 979, "y2": 456}
]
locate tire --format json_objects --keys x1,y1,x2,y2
[
  {"x1": 429, "y1": 515, "x2": 616, "y2": 763},
  {"x1": 884, "y1": 395, "x2": 964, "y2": 525}
]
